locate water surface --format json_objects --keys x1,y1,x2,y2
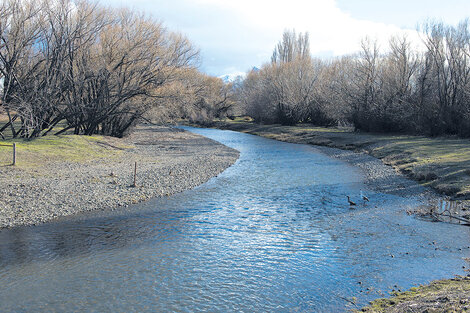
[{"x1": 0, "y1": 127, "x2": 469, "y2": 312}]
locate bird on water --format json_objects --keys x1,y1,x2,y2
[
  {"x1": 347, "y1": 196, "x2": 356, "y2": 206},
  {"x1": 360, "y1": 190, "x2": 370, "y2": 202}
]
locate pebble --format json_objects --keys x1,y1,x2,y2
[{"x1": 0, "y1": 126, "x2": 239, "y2": 228}]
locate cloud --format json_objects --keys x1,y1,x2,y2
[
  {"x1": 102, "y1": 0, "x2": 424, "y2": 76},
  {"x1": 195, "y1": 0, "x2": 421, "y2": 54}
]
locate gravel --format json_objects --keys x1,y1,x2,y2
[
  {"x1": 0, "y1": 125, "x2": 446, "y2": 229},
  {"x1": 316, "y1": 146, "x2": 440, "y2": 201},
  {"x1": 0, "y1": 125, "x2": 239, "y2": 228}
]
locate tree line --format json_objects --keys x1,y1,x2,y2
[
  {"x1": 0, "y1": 0, "x2": 233, "y2": 138},
  {"x1": 239, "y1": 22, "x2": 470, "y2": 137}
]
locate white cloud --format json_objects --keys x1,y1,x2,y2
[
  {"x1": 102, "y1": 0, "x2": 426, "y2": 76},
  {"x1": 193, "y1": 0, "x2": 421, "y2": 55}
]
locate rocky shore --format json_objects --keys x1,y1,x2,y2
[
  {"x1": 206, "y1": 119, "x2": 470, "y2": 201},
  {"x1": 0, "y1": 125, "x2": 239, "y2": 228},
  {"x1": 195, "y1": 120, "x2": 469, "y2": 311},
  {"x1": 316, "y1": 146, "x2": 438, "y2": 201}
]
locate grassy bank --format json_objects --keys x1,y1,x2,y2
[
  {"x1": 201, "y1": 118, "x2": 470, "y2": 310},
  {"x1": 0, "y1": 134, "x2": 131, "y2": 169},
  {"x1": 0, "y1": 114, "x2": 133, "y2": 169},
  {"x1": 0, "y1": 125, "x2": 239, "y2": 228},
  {"x1": 207, "y1": 118, "x2": 470, "y2": 201},
  {"x1": 359, "y1": 276, "x2": 470, "y2": 312}
]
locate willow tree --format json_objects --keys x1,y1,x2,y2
[
  {"x1": 0, "y1": 0, "x2": 200, "y2": 138},
  {"x1": 0, "y1": 0, "x2": 44, "y2": 138}
]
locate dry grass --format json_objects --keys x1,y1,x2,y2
[{"x1": 360, "y1": 276, "x2": 470, "y2": 312}]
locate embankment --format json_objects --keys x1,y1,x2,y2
[
  {"x1": 206, "y1": 119, "x2": 470, "y2": 203},
  {"x1": 198, "y1": 119, "x2": 470, "y2": 311},
  {"x1": 0, "y1": 125, "x2": 239, "y2": 228},
  {"x1": 359, "y1": 276, "x2": 470, "y2": 312}
]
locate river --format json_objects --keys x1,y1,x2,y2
[{"x1": 0, "y1": 126, "x2": 469, "y2": 312}]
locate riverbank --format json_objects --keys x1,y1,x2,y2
[
  {"x1": 360, "y1": 276, "x2": 470, "y2": 312},
  {"x1": 0, "y1": 125, "x2": 239, "y2": 228},
  {"x1": 203, "y1": 119, "x2": 470, "y2": 202},
  {"x1": 196, "y1": 119, "x2": 470, "y2": 311}
]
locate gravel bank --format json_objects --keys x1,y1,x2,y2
[
  {"x1": 316, "y1": 146, "x2": 438, "y2": 201},
  {"x1": 202, "y1": 121, "x2": 457, "y2": 211},
  {"x1": 0, "y1": 126, "x2": 239, "y2": 228},
  {"x1": 207, "y1": 120, "x2": 470, "y2": 201}
]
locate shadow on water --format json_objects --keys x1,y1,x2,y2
[
  {"x1": 0, "y1": 126, "x2": 469, "y2": 312},
  {"x1": 0, "y1": 206, "x2": 183, "y2": 266}
]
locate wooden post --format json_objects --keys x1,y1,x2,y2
[
  {"x1": 133, "y1": 161, "x2": 137, "y2": 187},
  {"x1": 12, "y1": 143, "x2": 16, "y2": 165}
]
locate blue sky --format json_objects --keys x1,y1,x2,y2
[{"x1": 101, "y1": 0, "x2": 470, "y2": 77}]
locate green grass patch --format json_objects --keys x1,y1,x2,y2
[
  {"x1": 0, "y1": 134, "x2": 133, "y2": 168},
  {"x1": 361, "y1": 277, "x2": 470, "y2": 312}
]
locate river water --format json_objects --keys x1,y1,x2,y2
[{"x1": 0, "y1": 127, "x2": 469, "y2": 312}]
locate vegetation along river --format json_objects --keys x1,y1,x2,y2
[{"x1": 0, "y1": 127, "x2": 469, "y2": 312}]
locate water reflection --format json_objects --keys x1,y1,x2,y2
[{"x1": 0, "y1": 127, "x2": 469, "y2": 312}]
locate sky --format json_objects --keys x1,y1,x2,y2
[{"x1": 101, "y1": 0, "x2": 470, "y2": 77}]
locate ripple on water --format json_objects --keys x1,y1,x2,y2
[{"x1": 0, "y1": 127, "x2": 469, "y2": 312}]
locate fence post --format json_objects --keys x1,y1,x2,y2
[
  {"x1": 132, "y1": 161, "x2": 137, "y2": 187},
  {"x1": 12, "y1": 143, "x2": 16, "y2": 165}
]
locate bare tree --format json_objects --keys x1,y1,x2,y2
[
  {"x1": 0, "y1": 0, "x2": 43, "y2": 137},
  {"x1": 271, "y1": 30, "x2": 310, "y2": 64},
  {"x1": 0, "y1": 0, "x2": 200, "y2": 138},
  {"x1": 237, "y1": 19, "x2": 470, "y2": 138},
  {"x1": 150, "y1": 68, "x2": 234, "y2": 124}
]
